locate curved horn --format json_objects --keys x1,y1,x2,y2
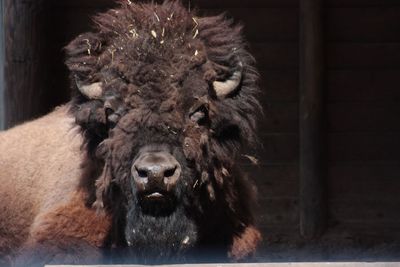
[
  {"x1": 76, "y1": 81, "x2": 103, "y2": 99},
  {"x1": 213, "y1": 62, "x2": 243, "y2": 98}
]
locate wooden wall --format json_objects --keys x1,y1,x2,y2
[
  {"x1": 2, "y1": 0, "x2": 400, "y2": 248},
  {"x1": 325, "y1": 0, "x2": 400, "y2": 238}
]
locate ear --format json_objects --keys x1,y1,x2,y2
[{"x1": 65, "y1": 32, "x2": 105, "y2": 99}]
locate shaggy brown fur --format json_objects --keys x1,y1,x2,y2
[{"x1": 0, "y1": 1, "x2": 262, "y2": 266}]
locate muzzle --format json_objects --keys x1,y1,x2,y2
[{"x1": 131, "y1": 150, "x2": 181, "y2": 215}]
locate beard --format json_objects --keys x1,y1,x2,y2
[{"x1": 123, "y1": 197, "x2": 198, "y2": 264}]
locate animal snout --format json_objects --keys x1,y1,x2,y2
[{"x1": 132, "y1": 151, "x2": 181, "y2": 192}]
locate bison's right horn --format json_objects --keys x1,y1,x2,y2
[
  {"x1": 76, "y1": 81, "x2": 103, "y2": 99},
  {"x1": 213, "y1": 62, "x2": 243, "y2": 99}
]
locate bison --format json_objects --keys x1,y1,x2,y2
[{"x1": 0, "y1": 1, "x2": 262, "y2": 266}]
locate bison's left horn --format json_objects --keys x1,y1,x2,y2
[
  {"x1": 76, "y1": 81, "x2": 103, "y2": 99},
  {"x1": 213, "y1": 62, "x2": 243, "y2": 99}
]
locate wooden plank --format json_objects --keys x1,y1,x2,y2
[
  {"x1": 259, "y1": 102, "x2": 298, "y2": 133},
  {"x1": 251, "y1": 43, "x2": 298, "y2": 70},
  {"x1": 327, "y1": 70, "x2": 400, "y2": 103},
  {"x1": 44, "y1": 7, "x2": 103, "y2": 42},
  {"x1": 46, "y1": 263, "x2": 400, "y2": 267},
  {"x1": 259, "y1": 70, "x2": 298, "y2": 102},
  {"x1": 0, "y1": 0, "x2": 4, "y2": 130},
  {"x1": 208, "y1": 8, "x2": 298, "y2": 42},
  {"x1": 326, "y1": 222, "x2": 400, "y2": 239},
  {"x1": 258, "y1": 133, "x2": 299, "y2": 163},
  {"x1": 327, "y1": 43, "x2": 400, "y2": 69},
  {"x1": 327, "y1": 70, "x2": 373, "y2": 102},
  {"x1": 299, "y1": 0, "x2": 327, "y2": 239},
  {"x1": 329, "y1": 180, "x2": 400, "y2": 201},
  {"x1": 328, "y1": 162, "x2": 400, "y2": 209},
  {"x1": 329, "y1": 174, "x2": 400, "y2": 201},
  {"x1": 244, "y1": 163, "x2": 299, "y2": 197},
  {"x1": 256, "y1": 43, "x2": 400, "y2": 70},
  {"x1": 257, "y1": 181, "x2": 299, "y2": 199},
  {"x1": 256, "y1": 198, "x2": 299, "y2": 226},
  {"x1": 328, "y1": 162, "x2": 400, "y2": 182},
  {"x1": 248, "y1": 163, "x2": 299, "y2": 182},
  {"x1": 328, "y1": 103, "x2": 400, "y2": 132},
  {"x1": 241, "y1": 164, "x2": 299, "y2": 227},
  {"x1": 326, "y1": 0, "x2": 400, "y2": 7},
  {"x1": 328, "y1": 133, "x2": 400, "y2": 161},
  {"x1": 327, "y1": 7, "x2": 400, "y2": 42},
  {"x1": 330, "y1": 199, "x2": 400, "y2": 223},
  {"x1": 373, "y1": 70, "x2": 400, "y2": 102}
]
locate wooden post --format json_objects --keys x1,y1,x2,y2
[
  {"x1": 0, "y1": 0, "x2": 5, "y2": 130},
  {"x1": 299, "y1": 0, "x2": 326, "y2": 239},
  {"x1": 3, "y1": 0, "x2": 45, "y2": 129}
]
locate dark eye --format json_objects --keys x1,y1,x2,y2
[
  {"x1": 189, "y1": 105, "x2": 208, "y2": 125},
  {"x1": 105, "y1": 107, "x2": 114, "y2": 117},
  {"x1": 105, "y1": 108, "x2": 119, "y2": 128}
]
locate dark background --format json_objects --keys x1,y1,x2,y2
[{"x1": 1, "y1": 0, "x2": 400, "y2": 261}]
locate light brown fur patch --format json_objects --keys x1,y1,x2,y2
[
  {"x1": 229, "y1": 225, "x2": 262, "y2": 261},
  {"x1": 27, "y1": 190, "x2": 112, "y2": 248},
  {"x1": 0, "y1": 106, "x2": 84, "y2": 258}
]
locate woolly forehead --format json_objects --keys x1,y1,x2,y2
[
  {"x1": 97, "y1": 1, "x2": 198, "y2": 37},
  {"x1": 82, "y1": 3, "x2": 218, "y2": 110},
  {"x1": 94, "y1": 15, "x2": 211, "y2": 113},
  {"x1": 95, "y1": 4, "x2": 208, "y2": 79}
]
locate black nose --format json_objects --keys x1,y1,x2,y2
[{"x1": 132, "y1": 152, "x2": 181, "y2": 192}]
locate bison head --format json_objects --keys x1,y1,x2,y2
[{"x1": 65, "y1": 0, "x2": 260, "y2": 261}]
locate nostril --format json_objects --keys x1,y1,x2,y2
[
  {"x1": 132, "y1": 152, "x2": 181, "y2": 191},
  {"x1": 136, "y1": 167, "x2": 148, "y2": 178},
  {"x1": 164, "y1": 166, "x2": 177, "y2": 178}
]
